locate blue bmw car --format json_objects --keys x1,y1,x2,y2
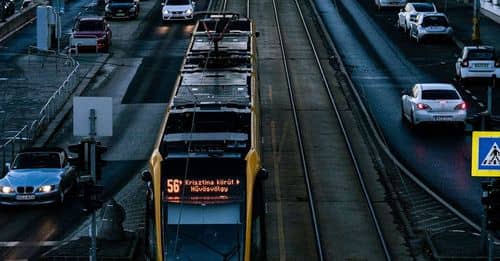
[{"x1": 0, "y1": 147, "x2": 78, "y2": 206}]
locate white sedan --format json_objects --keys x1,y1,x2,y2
[{"x1": 401, "y1": 83, "x2": 467, "y2": 128}]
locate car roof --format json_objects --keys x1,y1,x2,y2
[
  {"x1": 20, "y1": 147, "x2": 65, "y2": 153},
  {"x1": 78, "y1": 16, "x2": 105, "y2": 22},
  {"x1": 419, "y1": 83, "x2": 456, "y2": 91}
]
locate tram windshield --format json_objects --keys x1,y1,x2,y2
[{"x1": 162, "y1": 158, "x2": 246, "y2": 260}]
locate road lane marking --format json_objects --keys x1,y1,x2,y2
[
  {"x1": 465, "y1": 90, "x2": 471, "y2": 94},
  {"x1": 472, "y1": 96, "x2": 478, "y2": 100},
  {"x1": 478, "y1": 102, "x2": 485, "y2": 107},
  {"x1": 0, "y1": 241, "x2": 60, "y2": 247}
]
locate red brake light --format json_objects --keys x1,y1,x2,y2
[
  {"x1": 455, "y1": 102, "x2": 467, "y2": 110},
  {"x1": 416, "y1": 103, "x2": 430, "y2": 110},
  {"x1": 461, "y1": 60, "x2": 469, "y2": 67}
]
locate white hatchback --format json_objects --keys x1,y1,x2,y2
[
  {"x1": 401, "y1": 83, "x2": 467, "y2": 128},
  {"x1": 162, "y1": 0, "x2": 195, "y2": 21}
]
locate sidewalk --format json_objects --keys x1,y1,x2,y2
[
  {"x1": 435, "y1": 0, "x2": 500, "y2": 50},
  {"x1": 481, "y1": 0, "x2": 500, "y2": 24}
]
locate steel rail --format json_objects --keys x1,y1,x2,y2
[
  {"x1": 307, "y1": 0, "x2": 481, "y2": 232},
  {"x1": 270, "y1": 0, "x2": 324, "y2": 260},
  {"x1": 291, "y1": 0, "x2": 392, "y2": 259}
]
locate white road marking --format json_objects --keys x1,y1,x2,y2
[
  {"x1": 471, "y1": 96, "x2": 478, "y2": 100},
  {"x1": 0, "y1": 241, "x2": 60, "y2": 247}
]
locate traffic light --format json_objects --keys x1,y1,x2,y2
[
  {"x1": 482, "y1": 180, "x2": 500, "y2": 230},
  {"x1": 82, "y1": 181, "x2": 104, "y2": 212},
  {"x1": 95, "y1": 143, "x2": 107, "y2": 181},
  {"x1": 68, "y1": 142, "x2": 87, "y2": 171}
]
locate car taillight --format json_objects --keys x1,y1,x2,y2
[
  {"x1": 461, "y1": 60, "x2": 469, "y2": 67},
  {"x1": 416, "y1": 103, "x2": 430, "y2": 110},
  {"x1": 455, "y1": 102, "x2": 467, "y2": 110}
]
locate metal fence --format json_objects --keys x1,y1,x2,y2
[{"x1": 0, "y1": 53, "x2": 80, "y2": 174}]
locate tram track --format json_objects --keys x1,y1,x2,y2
[{"x1": 268, "y1": 0, "x2": 392, "y2": 260}]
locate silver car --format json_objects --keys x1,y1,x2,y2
[
  {"x1": 0, "y1": 147, "x2": 78, "y2": 206},
  {"x1": 401, "y1": 83, "x2": 467, "y2": 128},
  {"x1": 409, "y1": 13, "x2": 453, "y2": 43}
]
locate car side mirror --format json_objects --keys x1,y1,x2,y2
[
  {"x1": 257, "y1": 168, "x2": 269, "y2": 180},
  {"x1": 141, "y1": 169, "x2": 152, "y2": 182}
]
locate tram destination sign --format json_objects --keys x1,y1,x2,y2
[{"x1": 165, "y1": 177, "x2": 244, "y2": 203}]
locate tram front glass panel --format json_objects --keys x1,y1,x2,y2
[{"x1": 162, "y1": 158, "x2": 246, "y2": 260}]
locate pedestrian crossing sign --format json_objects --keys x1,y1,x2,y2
[{"x1": 472, "y1": 131, "x2": 500, "y2": 177}]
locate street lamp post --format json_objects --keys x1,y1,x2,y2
[{"x1": 472, "y1": 0, "x2": 481, "y2": 44}]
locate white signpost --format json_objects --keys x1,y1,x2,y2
[{"x1": 73, "y1": 97, "x2": 112, "y2": 261}]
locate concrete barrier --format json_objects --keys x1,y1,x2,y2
[{"x1": 0, "y1": 2, "x2": 40, "y2": 42}]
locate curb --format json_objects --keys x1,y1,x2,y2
[{"x1": 34, "y1": 53, "x2": 110, "y2": 147}]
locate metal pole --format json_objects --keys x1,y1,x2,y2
[
  {"x1": 472, "y1": 0, "x2": 481, "y2": 44},
  {"x1": 488, "y1": 231, "x2": 494, "y2": 261},
  {"x1": 481, "y1": 213, "x2": 488, "y2": 253},
  {"x1": 89, "y1": 108, "x2": 97, "y2": 261}
]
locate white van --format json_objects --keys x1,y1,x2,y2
[{"x1": 162, "y1": 0, "x2": 195, "y2": 21}]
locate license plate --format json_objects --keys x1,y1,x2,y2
[
  {"x1": 16, "y1": 194, "x2": 35, "y2": 200},
  {"x1": 475, "y1": 63, "x2": 489, "y2": 68},
  {"x1": 116, "y1": 13, "x2": 125, "y2": 16},
  {"x1": 434, "y1": 116, "x2": 452, "y2": 121}
]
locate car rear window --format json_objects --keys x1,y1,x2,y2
[
  {"x1": 12, "y1": 153, "x2": 61, "y2": 169},
  {"x1": 78, "y1": 21, "x2": 104, "y2": 31},
  {"x1": 422, "y1": 16, "x2": 448, "y2": 27},
  {"x1": 422, "y1": 90, "x2": 459, "y2": 100},
  {"x1": 413, "y1": 3, "x2": 435, "y2": 12},
  {"x1": 468, "y1": 50, "x2": 495, "y2": 60}
]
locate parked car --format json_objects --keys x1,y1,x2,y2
[
  {"x1": 69, "y1": 16, "x2": 112, "y2": 53},
  {"x1": 162, "y1": 0, "x2": 195, "y2": 21},
  {"x1": 105, "y1": 0, "x2": 140, "y2": 20},
  {"x1": 397, "y1": 2, "x2": 437, "y2": 32},
  {"x1": 375, "y1": 0, "x2": 406, "y2": 10},
  {"x1": 409, "y1": 13, "x2": 453, "y2": 43},
  {"x1": 455, "y1": 46, "x2": 500, "y2": 85},
  {"x1": 0, "y1": 147, "x2": 78, "y2": 205},
  {"x1": 401, "y1": 83, "x2": 467, "y2": 128},
  {"x1": 0, "y1": 0, "x2": 15, "y2": 22}
]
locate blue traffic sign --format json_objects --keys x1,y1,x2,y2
[{"x1": 472, "y1": 131, "x2": 500, "y2": 177}]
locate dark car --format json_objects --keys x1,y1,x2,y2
[
  {"x1": 105, "y1": 0, "x2": 140, "y2": 19},
  {"x1": 0, "y1": 147, "x2": 78, "y2": 206},
  {"x1": 70, "y1": 16, "x2": 112, "y2": 53},
  {"x1": 0, "y1": 0, "x2": 15, "y2": 22}
]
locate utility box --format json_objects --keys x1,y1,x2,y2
[{"x1": 36, "y1": 6, "x2": 56, "y2": 51}]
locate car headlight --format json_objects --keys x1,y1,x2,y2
[
  {"x1": 129, "y1": 6, "x2": 136, "y2": 12},
  {"x1": 0, "y1": 186, "x2": 14, "y2": 194},
  {"x1": 162, "y1": 9, "x2": 169, "y2": 15},
  {"x1": 105, "y1": 5, "x2": 110, "y2": 12},
  {"x1": 37, "y1": 185, "x2": 56, "y2": 193},
  {"x1": 185, "y1": 8, "x2": 192, "y2": 14}
]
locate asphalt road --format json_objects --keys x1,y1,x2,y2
[
  {"x1": 315, "y1": 0, "x2": 498, "y2": 223},
  {"x1": 0, "y1": 0, "x2": 210, "y2": 259}
]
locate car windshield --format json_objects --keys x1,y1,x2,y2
[
  {"x1": 166, "y1": 0, "x2": 190, "y2": 5},
  {"x1": 422, "y1": 16, "x2": 448, "y2": 27},
  {"x1": 110, "y1": 0, "x2": 133, "y2": 3},
  {"x1": 422, "y1": 90, "x2": 459, "y2": 100},
  {"x1": 12, "y1": 152, "x2": 61, "y2": 169},
  {"x1": 413, "y1": 3, "x2": 435, "y2": 12},
  {"x1": 468, "y1": 50, "x2": 495, "y2": 60},
  {"x1": 77, "y1": 20, "x2": 104, "y2": 31}
]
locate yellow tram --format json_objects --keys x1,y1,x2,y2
[{"x1": 142, "y1": 13, "x2": 266, "y2": 261}]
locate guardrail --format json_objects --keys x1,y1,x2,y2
[{"x1": 0, "y1": 52, "x2": 79, "y2": 174}]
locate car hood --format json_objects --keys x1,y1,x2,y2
[
  {"x1": 163, "y1": 4, "x2": 192, "y2": 11},
  {"x1": 73, "y1": 31, "x2": 106, "y2": 38},
  {"x1": 1, "y1": 169, "x2": 62, "y2": 187}
]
